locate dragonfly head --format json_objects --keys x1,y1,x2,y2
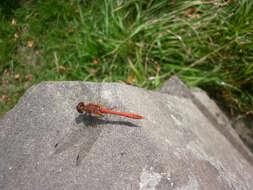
[{"x1": 76, "y1": 102, "x2": 85, "y2": 113}]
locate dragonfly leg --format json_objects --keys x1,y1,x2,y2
[{"x1": 95, "y1": 111, "x2": 104, "y2": 118}]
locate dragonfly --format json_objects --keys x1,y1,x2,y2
[
  {"x1": 76, "y1": 102, "x2": 145, "y2": 119},
  {"x1": 54, "y1": 83, "x2": 144, "y2": 166}
]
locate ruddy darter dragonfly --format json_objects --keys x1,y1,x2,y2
[{"x1": 76, "y1": 102, "x2": 145, "y2": 119}]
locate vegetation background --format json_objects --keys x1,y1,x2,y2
[{"x1": 0, "y1": 0, "x2": 253, "y2": 148}]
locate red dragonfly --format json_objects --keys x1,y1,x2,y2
[{"x1": 76, "y1": 102, "x2": 145, "y2": 119}]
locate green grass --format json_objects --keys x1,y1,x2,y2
[{"x1": 0, "y1": 0, "x2": 253, "y2": 118}]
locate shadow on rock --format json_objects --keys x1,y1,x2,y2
[{"x1": 53, "y1": 114, "x2": 142, "y2": 166}]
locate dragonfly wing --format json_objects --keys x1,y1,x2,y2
[
  {"x1": 75, "y1": 123, "x2": 103, "y2": 166},
  {"x1": 54, "y1": 126, "x2": 84, "y2": 155}
]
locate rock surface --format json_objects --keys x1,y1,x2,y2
[{"x1": 0, "y1": 78, "x2": 253, "y2": 190}]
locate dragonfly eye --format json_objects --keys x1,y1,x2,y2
[{"x1": 76, "y1": 102, "x2": 85, "y2": 113}]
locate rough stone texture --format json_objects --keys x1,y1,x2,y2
[
  {"x1": 190, "y1": 88, "x2": 253, "y2": 165},
  {"x1": 231, "y1": 117, "x2": 253, "y2": 153},
  {"x1": 0, "y1": 79, "x2": 253, "y2": 190},
  {"x1": 160, "y1": 77, "x2": 253, "y2": 165}
]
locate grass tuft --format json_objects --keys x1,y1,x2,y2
[{"x1": 0, "y1": 0, "x2": 253, "y2": 118}]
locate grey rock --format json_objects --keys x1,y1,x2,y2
[
  {"x1": 231, "y1": 117, "x2": 253, "y2": 153},
  {"x1": 0, "y1": 79, "x2": 253, "y2": 190}
]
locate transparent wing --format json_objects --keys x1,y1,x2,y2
[{"x1": 54, "y1": 83, "x2": 104, "y2": 166}]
